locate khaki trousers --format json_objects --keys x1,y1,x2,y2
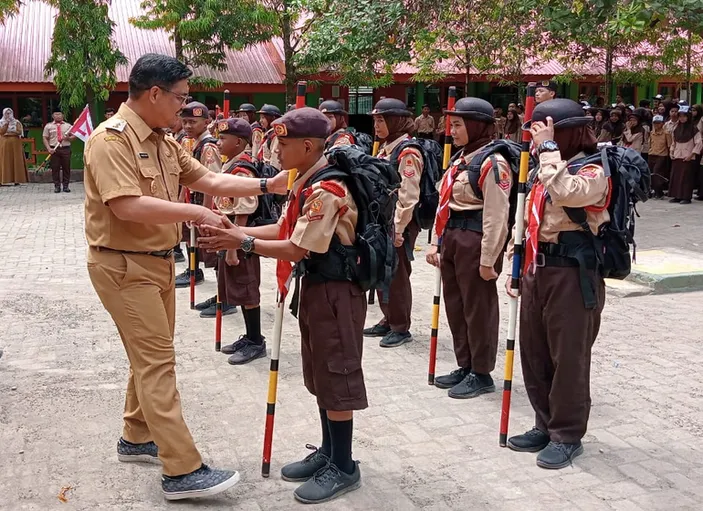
[{"x1": 87, "y1": 247, "x2": 202, "y2": 476}]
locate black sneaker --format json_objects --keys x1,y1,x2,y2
[
  {"x1": 54, "y1": 185, "x2": 61, "y2": 193},
  {"x1": 220, "y1": 335, "x2": 251, "y2": 355},
  {"x1": 175, "y1": 268, "x2": 204, "y2": 288},
  {"x1": 228, "y1": 338, "x2": 266, "y2": 365},
  {"x1": 507, "y1": 427, "x2": 550, "y2": 453},
  {"x1": 195, "y1": 295, "x2": 217, "y2": 311},
  {"x1": 434, "y1": 367, "x2": 471, "y2": 389},
  {"x1": 293, "y1": 462, "x2": 361, "y2": 504},
  {"x1": 379, "y1": 331, "x2": 412, "y2": 348},
  {"x1": 117, "y1": 438, "x2": 160, "y2": 464},
  {"x1": 174, "y1": 250, "x2": 185, "y2": 263},
  {"x1": 63, "y1": 186, "x2": 71, "y2": 193},
  {"x1": 281, "y1": 444, "x2": 330, "y2": 482},
  {"x1": 200, "y1": 303, "x2": 237, "y2": 318},
  {"x1": 448, "y1": 372, "x2": 495, "y2": 399},
  {"x1": 536, "y1": 441, "x2": 584, "y2": 469},
  {"x1": 681, "y1": 199, "x2": 692, "y2": 204},
  {"x1": 363, "y1": 323, "x2": 391, "y2": 337},
  {"x1": 669, "y1": 198, "x2": 681, "y2": 203},
  {"x1": 162, "y1": 464, "x2": 240, "y2": 501}
]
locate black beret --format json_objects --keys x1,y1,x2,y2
[
  {"x1": 536, "y1": 80, "x2": 558, "y2": 92},
  {"x1": 444, "y1": 97, "x2": 494, "y2": 123},
  {"x1": 370, "y1": 98, "x2": 412, "y2": 117},
  {"x1": 180, "y1": 102, "x2": 209, "y2": 118},
  {"x1": 237, "y1": 103, "x2": 257, "y2": 113},
  {"x1": 256, "y1": 104, "x2": 282, "y2": 118},
  {"x1": 271, "y1": 107, "x2": 331, "y2": 139},
  {"x1": 319, "y1": 100, "x2": 347, "y2": 115},
  {"x1": 218, "y1": 118, "x2": 252, "y2": 140},
  {"x1": 523, "y1": 98, "x2": 592, "y2": 130}
]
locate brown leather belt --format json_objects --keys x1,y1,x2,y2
[{"x1": 93, "y1": 246, "x2": 174, "y2": 258}]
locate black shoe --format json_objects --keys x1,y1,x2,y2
[
  {"x1": 434, "y1": 367, "x2": 471, "y2": 389},
  {"x1": 681, "y1": 199, "x2": 692, "y2": 204},
  {"x1": 200, "y1": 303, "x2": 237, "y2": 318},
  {"x1": 54, "y1": 185, "x2": 61, "y2": 193},
  {"x1": 195, "y1": 295, "x2": 217, "y2": 311},
  {"x1": 507, "y1": 427, "x2": 550, "y2": 453},
  {"x1": 448, "y1": 372, "x2": 495, "y2": 399},
  {"x1": 293, "y1": 462, "x2": 361, "y2": 504},
  {"x1": 220, "y1": 335, "x2": 251, "y2": 355},
  {"x1": 175, "y1": 268, "x2": 204, "y2": 288},
  {"x1": 363, "y1": 323, "x2": 391, "y2": 337},
  {"x1": 228, "y1": 338, "x2": 266, "y2": 365},
  {"x1": 63, "y1": 186, "x2": 71, "y2": 193},
  {"x1": 117, "y1": 438, "x2": 160, "y2": 464},
  {"x1": 161, "y1": 464, "x2": 240, "y2": 501},
  {"x1": 281, "y1": 444, "x2": 330, "y2": 482},
  {"x1": 379, "y1": 331, "x2": 412, "y2": 348},
  {"x1": 669, "y1": 198, "x2": 681, "y2": 203},
  {"x1": 174, "y1": 250, "x2": 185, "y2": 263},
  {"x1": 536, "y1": 441, "x2": 584, "y2": 469}
]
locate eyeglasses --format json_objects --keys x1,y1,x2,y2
[{"x1": 159, "y1": 87, "x2": 189, "y2": 104}]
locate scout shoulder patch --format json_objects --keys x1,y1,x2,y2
[
  {"x1": 105, "y1": 118, "x2": 127, "y2": 132},
  {"x1": 203, "y1": 145, "x2": 219, "y2": 165},
  {"x1": 498, "y1": 164, "x2": 511, "y2": 192},
  {"x1": 319, "y1": 181, "x2": 346, "y2": 197},
  {"x1": 306, "y1": 198, "x2": 324, "y2": 222},
  {"x1": 577, "y1": 164, "x2": 601, "y2": 179},
  {"x1": 102, "y1": 135, "x2": 122, "y2": 143},
  {"x1": 402, "y1": 157, "x2": 416, "y2": 178}
]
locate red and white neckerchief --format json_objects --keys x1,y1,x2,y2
[
  {"x1": 434, "y1": 158, "x2": 461, "y2": 240},
  {"x1": 275, "y1": 191, "x2": 301, "y2": 299},
  {"x1": 523, "y1": 182, "x2": 548, "y2": 274}
]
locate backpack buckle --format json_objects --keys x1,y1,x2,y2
[{"x1": 535, "y1": 253, "x2": 546, "y2": 268}]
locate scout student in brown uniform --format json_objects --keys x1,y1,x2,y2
[
  {"x1": 426, "y1": 97, "x2": 510, "y2": 399},
  {"x1": 42, "y1": 109, "x2": 75, "y2": 193},
  {"x1": 415, "y1": 104, "x2": 435, "y2": 139},
  {"x1": 505, "y1": 99, "x2": 608, "y2": 470},
  {"x1": 174, "y1": 102, "x2": 224, "y2": 291},
  {"x1": 319, "y1": 100, "x2": 354, "y2": 148},
  {"x1": 211, "y1": 118, "x2": 267, "y2": 364},
  {"x1": 199, "y1": 108, "x2": 366, "y2": 504},
  {"x1": 648, "y1": 115, "x2": 672, "y2": 198},
  {"x1": 236, "y1": 103, "x2": 264, "y2": 156},
  {"x1": 83, "y1": 53, "x2": 288, "y2": 499},
  {"x1": 256, "y1": 104, "x2": 283, "y2": 169},
  {"x1": 535, "y1": 80, "x2": 557, "y2": 105},
  {"x1": 364, "y1": 98, "x2": 423, "y2": 348},
  {"x1": 668, "y1": 105, "x2": 702, "y2": 204}
]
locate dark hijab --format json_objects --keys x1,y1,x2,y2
[
  {"x1": 673, "y1": 113, "x2": 697, "y2": 143},
  {"x1": 383, "y1": 115, "x2": 415, "y2": 143},
  {"x1": 461, "y1": 118, "x2": 495, "y2": 155},
  {"x1": 555, "y1": 125, "x2": 598, "y2": 162}
]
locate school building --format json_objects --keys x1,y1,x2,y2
[{"x1": 2, "y1": 0, "x2": 701, "y2": 168}]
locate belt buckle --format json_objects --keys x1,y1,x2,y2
[
  {"x1": 535, "y1": 253, "x2": 546, "y2": 268},
  {"x1": 162, "y1": 249, "x2": 174, "y2": 258}
]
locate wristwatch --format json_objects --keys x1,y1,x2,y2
[
  {"x1": 537, "y1": 140, "x2": 559, "y2": 155},
  {"x1": 260, "y1": 178, "x2": 268, "y2": 194},
  {"x1": 241, "y1": 235, "x2": 256, "y2": 254}
]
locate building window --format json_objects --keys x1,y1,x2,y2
[
  {"x1": 18, "y1": 97, "x2": 44, "y2": 127},
  {"x1": 424, "y1": 85, "x2": 441, "y2": 112},
  {"x1": 0, "y1": 97, "x2": 13, "y2": 114},
  {"x1": 45, "y1": 95, "x2": 61, "y2": 122},
  {"x1": 349, "y1": 86, "x2": 374, "y2": 115}
]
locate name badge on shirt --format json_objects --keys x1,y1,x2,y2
[{"x1": 139, "y1": 153, "x2": 149, "y2": 159}]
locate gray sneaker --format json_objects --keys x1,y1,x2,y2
[
  {"x1": 161, "y1": 464, "x2": 240, "y2": 501},
  {"x1": 117, "y1": 438, "x2": 160, "y2": 464},
  {"x1": 281, "y1": 444, "x2": 330, "y2": 482},
  {"x1": 293, "y1": 462, "x2": 361, "y2": 504}
]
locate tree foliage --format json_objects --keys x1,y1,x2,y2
[
  {"x1": 44, "y1": 0, "x2": 126, "y2": 113},
  {"x1": 0, "y1": 0, "x2": 20, "y2": 24}
]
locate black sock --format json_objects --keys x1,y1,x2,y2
[
  {"x1": 242, "y1": 307, "x2": 262, "y2": 343},
  {"x1": 319, "y1": 408, "x2": 331, "y2": 457},
  {"x1": 328, "y1": 417, "x2": 354, "y2": 474}
]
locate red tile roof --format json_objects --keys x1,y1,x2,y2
[{"x1": 0, "y1": 0, "x2": 285, "y2": 84}]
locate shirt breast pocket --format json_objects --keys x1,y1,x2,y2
[{"x1": 138, "y1": 165, "x2": 166, "y2": 199}]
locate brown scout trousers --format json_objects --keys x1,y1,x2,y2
[
  {"x1": 440, "y1": 228, "x2": 502, "y2": 374},
  {"x1": 50, "y1": 147, "x2": 71, "y2": 187},
  {"x1": 376, "y1": 221, "x2": 421, "y2": 332},
  {"x1": 519, "y1": 266, "x2": 605, "y2": 444},
  {"x1": 87, "y1": 248, "x2": 202, "y2": 476}
]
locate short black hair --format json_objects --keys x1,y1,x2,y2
[
  {"x1": 639, "y1": 100, "x2": 651, "y2": 107},
  {"x1": 105, "y1": 107, "x2": 115, "y2": 114},
  {"x1": 128, "y1": 53, "x2": 193, "y2": 98},
  {"x1": 422, "y1": 104, "x2": 430, "y2": 109}
]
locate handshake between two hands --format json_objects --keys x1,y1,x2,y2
[{"x1": 187, "y1": 211, "x2": 244, "y2": 266}]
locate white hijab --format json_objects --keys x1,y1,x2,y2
[{"x1": 0, "y1": 108, "x2": 22, "y2": 135}]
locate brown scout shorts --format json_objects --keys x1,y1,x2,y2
[{"x1": 217, "y1": 251, "x2": 261, "y2": 306}]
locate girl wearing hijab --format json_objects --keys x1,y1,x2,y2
[
  {"x1": 592, "y1": 109, "x2": 607, "y2": 139},
  {"x1": 669, "y1": 106, "x2": 702, "y2": 204},
  {"x1": 597, "y1": 109, "x2": 624, "y2": 144},
  {"x1": 620, "y1": 108, "x2": 646, "y2": 153},
  {"x1": 0, "y1": 108, "x2": 29, "y2": 185},
  {"x1": 503, "y1": 109, "x2": 521, "y2": 142},
  {"x1": 426, "y1": 97, "x2": 509, "y2": 400}
]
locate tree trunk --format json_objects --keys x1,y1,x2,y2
[
  {"x1": 605, "y1": 45, "x2": 614, "y2": 103},
  {"x1": 686, "y1": 31, "x2": 692, "y2": 102},
  {"x1": 281, "y1": 2, "x2": 296, "y2": 106},
  {"x1": 174, "y1": 27, "x2": 183, "y2": 63}
]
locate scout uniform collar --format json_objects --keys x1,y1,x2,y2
[
  {"x1": 292, "y1": 155, "x2": 329, "y2": 196},
  {"x1": 380, "y1": 134, "x2": 410, "y2": 155},
  {"x1": 116, "y1": 103, "x2": 153, "y2": 142}
]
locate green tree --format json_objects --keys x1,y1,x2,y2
[
  {"x1": 0, "y1": 0, "x2": 20, "y2": 24},
  {"x1": 44, "y1": 0, "x2": 126, "y2": 118}
]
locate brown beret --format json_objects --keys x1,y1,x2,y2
[
  {"x1": 218, "y1": 118, "x2": 252, "y2": 140},
  {"x1": 271, "y1": 107, "x2": 331, "y2": 139},
  {"x1": 180, "y1": 101, "x2": 209, "y2": 118}
]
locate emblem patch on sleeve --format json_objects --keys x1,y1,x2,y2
[
  {"x1": 577, "y1": 165, "x2": 599, "y2": 179},
  {"x1": 306, "y1": 198, "x2": 324, "y2": 221}
]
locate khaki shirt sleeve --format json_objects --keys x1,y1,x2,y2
[
  {"x1": 395, "y1": 148, "x2": 423, "y2": 232},
  {"x1": 694, "y1": 132, "x2": 703, "y2": 156},
  {"x1": 176, "y1": 141, "x2": 210, "y2": 186},
  {"x1": 230, "y1": 166, "x2": 259, "y2": 215},
  {"x1": 42, "y1": 124, "x2": 50, "y2": 139},
  {"x1": 201, "y1": 144, "x2": 222, "y2": 173},
  {"x1": 85, "y1": 133, "x2": 141, "y2": 204},
  {"x1": 269, "y1": 136, "x2": 281, "y2": 170},
  {"x1": 290, "y1": 185, "x2": 345, "y2": 253},
  {"x1": 333, "y1": 133, "x2": 354, "y2": 147},
  {"x1": 251, "y1": 130, "x2": 264, "y2": 160},
  {"x1": 479, "y1": 155, "x2": 512, "y2": 267},
  {"x1": 538, "y1": 151, "x2": 609, "y2": 208}
]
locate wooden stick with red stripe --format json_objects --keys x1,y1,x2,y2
[
  {"x1": 428, "y1": 86, "x2": 456, "y2": 385},
  {"x1": 295, "y1": 81, "x2": 307, "y2": 109},
  {"x1": 185, "y1": 188, "x2": 197, "y2": 310},
  {"x1": 499, "y1": 83, "x2": 536, "y2": 447},
  {"x1": 223, "y1": 90, "x2": 230, "y2": 118}
]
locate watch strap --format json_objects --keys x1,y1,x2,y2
[{"x1": 260, "y1": 178, "x2": 268, "y2": 194}]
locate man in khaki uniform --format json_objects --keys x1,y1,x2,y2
[
  {"x1": 84, "y1": 53, "x2": 288, "y2": 501},
  {"x1": 415, "y1": 104, "x2": 435, "y2": 139},
  {"x1": 42, "y1": 109, "x2": 75, "y2": 193},
  {"x1": 198, "y1": 108, "x2": 366, "y2": 504}
]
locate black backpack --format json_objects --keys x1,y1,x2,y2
[
  {"x1": 389, "y1": 138, "x2": 443, "y2": 230},
  {"x1": 192, "y1": 136, "x2": 219, "y2": 162},
  {"x1": 231, "y1": 160, "x2": 282, "y2": 226},
  {"x1": 325, "y1": 128, "x2": 374, "y2": 155},
  {"x1": 301, "y1": 145, "x2": 400, "y2": 298},
  {"x1": 564, "y1": 146, "x2": 651, "y2": 279}
]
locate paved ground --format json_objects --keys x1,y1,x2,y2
[{"x1": 1, "y1": 184, "x2": 702, "y2": 511}]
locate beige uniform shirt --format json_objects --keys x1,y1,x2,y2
[
  {"x1": 214, "y1": 154, "x2": 258, "y2": 216},
  {"x1": 251, "y1": 126, "x2": 265, "y2": 159},
  {"x1": 664, "y1": 120, "x2": 677, "y2": 134},
  {"x1": 620, "y1": 129, "x2": 644, "y2": 152},
  {"x1": 648, "y1": 129, "x2": 671, "y2": 156},
  {"x1": 43, "y1": 121, "x2": 73, "y2": 148},
  {"x1": 378, "y1": 135, "x2": 423, "y2": 233},
  {"x1": 83, "y1": 103, "x2": 209, "y2": 251},
  {"x1": 415, "y1": 114, "x2": 435, "y2": 134},
  {"x1": 279, "y1": 156, "x2": 358, "y2": 253},
  {"x1": 261, "y1": 130, "x2": 281, "y2": 170},
  {"x1": 329, "y1": 129, "x2": 354, "y2": 148},
  {"x1": 670, "y1": 132, "x2": 703, "y2": 160},
  {"x1": 435, "y1": 116, "x2": 445, "y2": 136},
  {"x1": 194, "y1": 131, "x2": 222, "y2": 174},
  {"x1": 431, "y1": 147, "x2": 512, "y2": 267}
]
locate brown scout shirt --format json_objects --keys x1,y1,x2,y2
[
  {"x1": 648, "y1": 128, "x2": 671, "y2": 157},
  {"x1": 84, "y1": 103, "x2": 209, "y2": 252},
  {"x1": 431, "y1": 147, "x2": 512, "y2": 267},
  {"x1": 279, "y1": 156, "x2": 358, "y2": 253},
  {"x1": 378, "y1": 135, "x2": 423, "y2": 233},
  {"x1": 43, "y1": 121, "x2": 73, "y2": 148},
  {"x1": 214, "y1": 154, "x2": 258, "y2": 216},
  {"x1": 415, "y1": 114, "x2": 435, "y2": 134}
]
